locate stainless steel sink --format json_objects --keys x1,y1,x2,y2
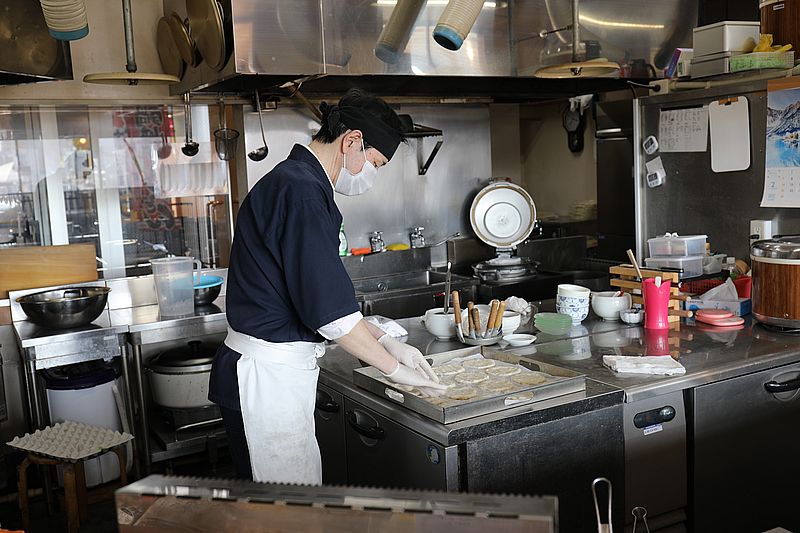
[
  {"x1": 352, "y1": 270, "x2": 477, "y2": 319},
  {"x1": 352, "y1": 271, "x2": 455, "y2": 294}
]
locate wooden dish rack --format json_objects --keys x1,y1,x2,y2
[{"x1": 609, "y1": 265, "x2": 692, "y2": 322}]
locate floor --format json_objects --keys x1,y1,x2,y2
[{"x1": 0, "y1": 447, "x2": 236, "y2": 532}]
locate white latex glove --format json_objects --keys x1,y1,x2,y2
[
  {"x1": 378, "y1": 334, "x2": 439, "y2": 383},
  {"x1": 383, "y1": 361, "x2": 447, "y2": 395}
]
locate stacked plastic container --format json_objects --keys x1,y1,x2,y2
[{"x1": 645, "y1": 234, "x2": 708, "y2": 279}]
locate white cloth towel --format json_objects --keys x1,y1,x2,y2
[
  {"x1": 364, "y1": 315, "x2": 408, "y2": 338},
  {"x1": 603, "y1": 355, "x2": 686, "y2": 376}
]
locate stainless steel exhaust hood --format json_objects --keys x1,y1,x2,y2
[
  {"x1": 165, "y1": 0, "x2": 697, "y2": 98},
  {"x1": 0, "y1": 0, "x2": 73, "y2": 86}
]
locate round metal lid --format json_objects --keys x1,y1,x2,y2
[
  {"x1": 147, "y1": 341, "x2": 216, "y2": 374},
  {"x1": 469, "y1": 182, "x2": 537, "y2": 249},
  {"x1": 751, "y1": 237, "x2": 800, "y2": 259},
  {"x1": 157, "y1": 16, "x2": 185, "y2": 79},
  {"x1": 187, "y1": 0, "x2": 227, "y2": 71}
]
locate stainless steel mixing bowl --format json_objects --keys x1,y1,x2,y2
[{"x1": 16, "y1": 286, "x2": 111, "y2": 329}]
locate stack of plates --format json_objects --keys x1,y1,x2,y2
[
  {"x1": 40, "y1": 0, "x2": 89, "y2": 41},
  {"x1": 534, "y1": 312, "x2": 573, "y2": 335}
]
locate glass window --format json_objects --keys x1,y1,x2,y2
[{"x1": 0, "y1": 104, "x2": 232, "y2": 278}]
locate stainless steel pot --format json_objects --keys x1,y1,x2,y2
[
  {"x1": 16, "y1": 286, "x2": 111, "y2": 329},
  {"x1": 146, "y1": 340, "x2": 216, "y2": 409}
]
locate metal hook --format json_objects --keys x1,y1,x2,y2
[
  {"x1": 631, "y1": 507, "x2": 650, "y2": 533},
  {"x1": 592, "y1": 477, "x2": 613, "y2": 533}
]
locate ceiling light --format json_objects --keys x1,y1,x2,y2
[
  {"x1": 376, "y1": 1, "x2": 497, "y2": 8},
  {"x1": 578, "y1": 15, "x2": 664, "y2": 30}
]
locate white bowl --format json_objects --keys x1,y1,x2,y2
[
  {"x1": 503, "y1": 334, "x2": 536, "y2": 347},
  {"x1": 555, "y1": 302, "x2": 589, "y2": 324},
  {"x1": 591, "y1": 291, "x2": 633, "y2": 321},
  {"x1": 423, "y1": 308, "x2": 466, "y2": 340},
  {"x1": 557, "y1": 283, "x2": 591, "y2": 298}
]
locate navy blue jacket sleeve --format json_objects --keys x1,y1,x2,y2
[{"x1": 279, "y1": 197, "x2": 359, "y2": 331}]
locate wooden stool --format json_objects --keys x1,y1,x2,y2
[{"x1": 18, "y1": 445, "x2": 127, "y2": 533}]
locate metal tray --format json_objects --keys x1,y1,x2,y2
[{"x1": 353, "y1": 347, "x2": 586, "y2": 424}]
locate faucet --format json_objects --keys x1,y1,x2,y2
[
  {"x1": 369, "y1": 231, "x2": 385, "y2": 253},
  {"x1": 426, "y1": 232, "x2": 461, "y2": 248},
  {"x1": 409, "y1": 226, "x2": 426, "y2": 248}
]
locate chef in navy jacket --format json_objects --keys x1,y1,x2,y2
[{"x1": 209, "y1": 89, "x2": 446, "y2": 483}]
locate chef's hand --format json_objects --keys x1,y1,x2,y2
[
  {"x1": 383, "y1": 361, "x2": 447, "y2": 395},
  {"x1": 378, "y1": 334, "x2": 440, "y2": 383}
]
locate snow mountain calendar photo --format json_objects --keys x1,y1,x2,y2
[{"x1": 763, "y1": 86, "x2": 800, "y2": 207}]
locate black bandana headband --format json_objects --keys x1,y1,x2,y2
[{"x1": 321, "y1": 104, "x2": 404, "y2": 160}]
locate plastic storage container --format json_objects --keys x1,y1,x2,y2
[
  {"x1": 647, "y1": 234, "x2": 707, "y2": 257},
  {"x1": 645, "y1": 255, "x2": 704, "y2": 279},
  {"x1": 692, "y1": 21, "x2": 760, "y2": 56},
  {"x1": 730, "y1": 51, "x2": 794, "y2": 72},
  {"x1": 44, "y1": 361, "x2": 126, "y2": 487}
]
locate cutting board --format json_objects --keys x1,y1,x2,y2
[
  {"x1": 708, "y1": 96, "x2": 751, "y2": 173},
  {"x1": 0, "y1": 244, "x2": 98, "y2": 299}
]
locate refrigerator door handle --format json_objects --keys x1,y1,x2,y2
[
  {"x1": 764, "y1": 377, "x2": 800, "y2": 394},
  {"x1": 347, "y1": 410, "x2": 386, "y2": 441}
]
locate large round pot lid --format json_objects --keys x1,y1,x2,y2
[
  {"x1": 752, "y1": 236, "x2": 800, "y2": 259},
  {"x1": 147, "y1": 340, "x2": 217, "y2": 374},
  {"x1": 469, "y1": 182, "x2": 537, "y2": 248},
  {"x1": 186, "y1": 0, "x2": 227, "y2": 71}
]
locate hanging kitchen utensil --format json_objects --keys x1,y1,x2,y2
[
  {"x1": 84, "y1": 0, "x2": 180, "y2": 85},
  {"x1": 214, "y1": 97, "x2": 239, "y2": 161},
  {"x1": 186, "y1": 0, "x2": 227, "y2": 71},
  {"x1": 157, "y1": 106, "x2": 172, "y2": 160},
  {"x1": 156, "y1": 15, "x2": 185, "y2": 79},
  {"x1": 181, "y1": 93, "x2": 199, "y2": 157},
  {"x1": 167, "y1": 12, "x2": 200, "y2": 67},
  {"x1": 248, "y1": 90, "x2": 269, "y2": 162},
  {"x1": 534, "y1": 0, "x2": 619, "y2": 79}
]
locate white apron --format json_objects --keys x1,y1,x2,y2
[{"x1": 224, "y1": 327, "x2": 325, "y2": 485}]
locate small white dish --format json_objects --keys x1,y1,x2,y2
[
  {"x1": 423, "y1": 308, "x2": 466, "y2": 340},
  {"x1": 503, "y1": 334, "x2": 536, "y2": 347},
  {"x1": 620, "y1": 309, "x2": 644, "y2": 325}
]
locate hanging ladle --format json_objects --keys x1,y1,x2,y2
[
  {"x1": 157, "y1": 106, "x2": 172, "y2": 159},
  {"x1": 181, "y1": 92, "x2": 199, "y2": 157},
  {"x1": 248, "y1": 90, "x2": 269, "y2": 161}
]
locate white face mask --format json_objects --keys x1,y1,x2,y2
[{"x1": 335, "y1": 140, "x2": 377, "y2": 196}]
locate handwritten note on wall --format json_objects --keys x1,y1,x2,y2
[{"x1": 658, "y1": 107, "x2": 709, "y2": 152}]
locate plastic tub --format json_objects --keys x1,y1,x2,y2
[
  {"x1": 645, "y1": 255, "x2": 704, "y2": 279},
  {"x1": 647, "y1": 234, "x2": 707, "y2": 257}
]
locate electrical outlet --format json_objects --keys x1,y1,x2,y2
[{"x1": 750, "y1": 220, "x2": 774, "y2": 245}]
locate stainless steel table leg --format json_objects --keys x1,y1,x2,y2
[
  {"x1": 120, "y1": 344, "x2": 140, "y2": 479},
  {"x1": 131, "y1": 344, "x2": 151, "y2": 470}
]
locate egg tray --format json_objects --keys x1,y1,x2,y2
[
  {"x1": 353, "y1": 347, "x2": 585, "y2": 424},
  {"x1": 7, "y1": 420, "x2": 133, "y2": 463}
]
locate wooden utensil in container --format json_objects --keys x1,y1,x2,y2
[
  {"x1": 485, "y1": 299, "x2": 499, "y2": 338},
  {"x1": 471, "y1": 307, "x2": 481, "y2": 339},
  {"x1": 467, "y1": 301, "x2": 475, "y2": 338},
  {"x1": 452, "y1": 290, "x2": 465, "y2": 342},
  {"x1": 490, "y1": 300, "x2": 506, "y2": 337}
]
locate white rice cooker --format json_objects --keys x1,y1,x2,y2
[{"x1": 146, "y1": 341, "x2": 216, "y2": 409}]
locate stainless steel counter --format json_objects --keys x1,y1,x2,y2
[
  {"x1": 317, "y1": 315, "x2": 624, "y2": 447},
  {"x1": 507, "y1": 316, "x2": 800, "y2": 403}
]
